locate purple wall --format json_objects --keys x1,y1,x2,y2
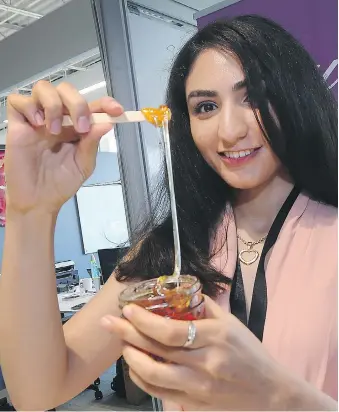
[{"x1": 197, "y1": 0, "x2": 338, "y2": 95}]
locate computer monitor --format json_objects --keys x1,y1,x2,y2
[{"x1": 97, "y1": 247, "x2": 129, "y2": 284}]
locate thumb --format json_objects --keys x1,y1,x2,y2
[
  {"x1": 204, "y1": 295, "x2": 225, "y2": 319},
  {"x1": 75, "y1": 123, "x2": 113, "y2": 177}
]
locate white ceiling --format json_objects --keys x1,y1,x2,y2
[
  {"x1": 0, "y1": 0, "x2": 225, "y2": 116},
  {"x1": 0, "y1": 0, "x2": 225, "y2": 40},
  {"x1": 0, "y1": 0, "x2": 72, "y2": 39}
]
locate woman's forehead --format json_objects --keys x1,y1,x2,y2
[{"x1": 185, "y1": 49, "x2": 245, "y2": 96}]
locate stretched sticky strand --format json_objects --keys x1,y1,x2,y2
[
  {"x1": 141, "y1": 106, "x2": 181, "y2": 286},
  {"x1": 62, "y1": 106, "x2": 181, "y2": 288}
]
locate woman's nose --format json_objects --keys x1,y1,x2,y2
[{"x1": 217, "y1": 105, "x2": 248, "y2": 146}]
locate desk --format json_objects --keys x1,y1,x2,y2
[{"x1": 58, "y1": 292, "x2": 95, "y2": 313}]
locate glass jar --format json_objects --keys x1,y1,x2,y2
[{"x1": 119, "y1": 275, "x2": 205, "y2": 320}]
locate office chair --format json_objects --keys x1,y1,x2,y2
[
  {"x1": 97, "y1": 246, "x2": 129, "y2": 399},
  {"x1": 97, "y1": 247, "x2": 130, "y2": 284},
  {"x1": 0, "y1": 368, "x2": 13, "y2": 411}
]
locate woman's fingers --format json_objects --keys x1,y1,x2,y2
[
  {"x1": 32, "y1": 81, "x2": 93, "y2": 135},
  {"x1": 123, "y1": 345, "x2": 211, "y2": 403},
  {"x1": 7, "y1": 93, "x2": 44, "y2": 127},
  {"x1": 31, "y1": 82, "x2": 124, "y2": 136},
  {"x1": 121, "y1": 304, "x2": 217, "y2": 349},
  {"x1": 128, "y1": 368, "x2": 191, "y2": 406},
  {"x1": 56, "y1": 82, "x2": 91, "y2": 134},
  {"x1": 7, "y1": 82, "x2": 124, "y2": 171},
  {"x1": 8, "y1": 82, "x2": 124, "y2": 137},
  {"x1": 101, "y1": 313, "x2": 217, "y2": 372},
  {"x1": 89, "y1": 96, "x2": 124, "y2": 116},
  {"x1": 31, "y1": 80, "x2": 64, "y2": 135},
  {"x1": 101, "y1": 315, "x2": 175, "y2": 358},
  {"x1": 101, "y1": 314, "x2": 194, "y2": 366}
]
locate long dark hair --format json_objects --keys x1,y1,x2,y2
[{"x1": 116, "y1": 15, "x2": 338, "y2": 297}]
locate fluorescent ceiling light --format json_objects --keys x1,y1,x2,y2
[
  {"x1": 0, "y1": 4, "x2": 42, "y2": 19},
  {"x1": 79, "y1": 81, "x2": 106, "y2": 95}
]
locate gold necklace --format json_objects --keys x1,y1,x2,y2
[{"x1": 237, "y1": 234, "x2": 267, "y2": 265}]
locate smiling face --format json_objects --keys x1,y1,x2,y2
[{"x1": 185, "y1": 48, "x2": 282, "y2": 190}]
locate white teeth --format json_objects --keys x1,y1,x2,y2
[{"x1": 223, "y1": 149, "x2": 254, "y2": 159}]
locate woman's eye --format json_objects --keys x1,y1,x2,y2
[
  {"x1": 242, "y1": 95, "x2": 250, "y2": 104},
  {"x1": 194, "y1": 102, "x2": 217, "y2": 114},
  {"x1": 242, "y1": 94, "x2": 258, "y2": 108}
]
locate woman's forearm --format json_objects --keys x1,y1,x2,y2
[
  {"x1": 0, "y1": 210, "x2": 68, "y2": 410},
  {"x1": 272, "y1": 366, "x2": 337, "y2": 411}
]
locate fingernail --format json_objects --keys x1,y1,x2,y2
[
  {"x1": 122, "y1": 305, "x2": 133, "y2": 319},
  {"x1": 77, "y1": 116, "x2": 90, "y2": 133},
  {"x1": 108, "y1": 100, "x2": 123, "y2": 110},
  {"x1": 35, "y1": 111, "x2": 44, "y2": 126},
  {"x1": 50, "y1": 119, "x2": 62, "y2": 135}
]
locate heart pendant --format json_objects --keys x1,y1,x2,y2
[{"x1": 239, "y1": 249, "x2": 259, "y2": 265}]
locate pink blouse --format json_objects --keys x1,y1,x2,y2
[
  {"x1": 164, "y1": 193, "x2": 337, "y2": 410},
  {"x1": 215, "y1": 192, "x2": 338, "y2": 400}
]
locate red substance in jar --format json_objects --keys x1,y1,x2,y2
[
  {"x1": 121, "y1": 277, "x2": 205, "y2": 363},
  {"x1": 133, "y1": 280, "x2": 205, "y2": 321},
  {"x1": 143, "y1": 304, "x2": 205, "y2": 362},
  {"x1": 149, "y1": 304, "x2": 205, "y2": 321}
]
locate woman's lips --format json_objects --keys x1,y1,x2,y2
[{"x1": 219, "y1": 147, "x2": 261, "y2": 166}]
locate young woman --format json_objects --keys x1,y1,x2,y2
[{"x1": 0, "y1": 15, "x2": 337, "y2": 411}]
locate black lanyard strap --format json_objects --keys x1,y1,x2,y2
[
  {"x1": 229, "y1": 261, "x2": 247, "y2": 326},
  {"x1": 230, "y1": 186, "x2": 300, "y2": 341}
]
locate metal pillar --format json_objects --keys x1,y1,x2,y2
[
  {"x1": 91, "y1": 2, "x2": 166, "y2": 409},
  {"x1": 91, "y1": 0, "x2": 152, "y2": 240}
]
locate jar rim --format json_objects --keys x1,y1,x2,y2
[
  {"x1": 141, "y1": 294, "x2": 205, "y2": 313},
  {"x1": 119, "y1": 275, "x2": 200, "y2": 305}
]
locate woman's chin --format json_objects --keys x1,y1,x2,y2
[
  {"x1": 223, "y1": 178, "x2": 266, "y2": 191},
  {"x1": 220, "y1": 168, "x2": 280, "y2": 191}
]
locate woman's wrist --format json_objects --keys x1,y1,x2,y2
[
  {"x1": 268, "y1": 365, "x2": 337, "y2": 411},
  {"x1": 4, "y1": 207, "x2": 58, "y2": 260},
  {"x1": 268, "y1": 367, "x2": 303, "y2": 410},
  {"x1": 6, "y1": 206, "x2": 58, "y2": 226}
]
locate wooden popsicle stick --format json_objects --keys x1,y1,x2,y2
[{"x1": 62, "y1": 111, "x2": 146, "y2": 127}]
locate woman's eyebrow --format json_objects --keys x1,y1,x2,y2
[
  {"x1": 187, "y1": 81, "x2": 247, "y2": 101},
  {"x1": 232, "y1": 79, "x2": 247, "y2": 91},
  {"x1": 187, "y1": 90, "x2": 218, "y2": 101}
]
